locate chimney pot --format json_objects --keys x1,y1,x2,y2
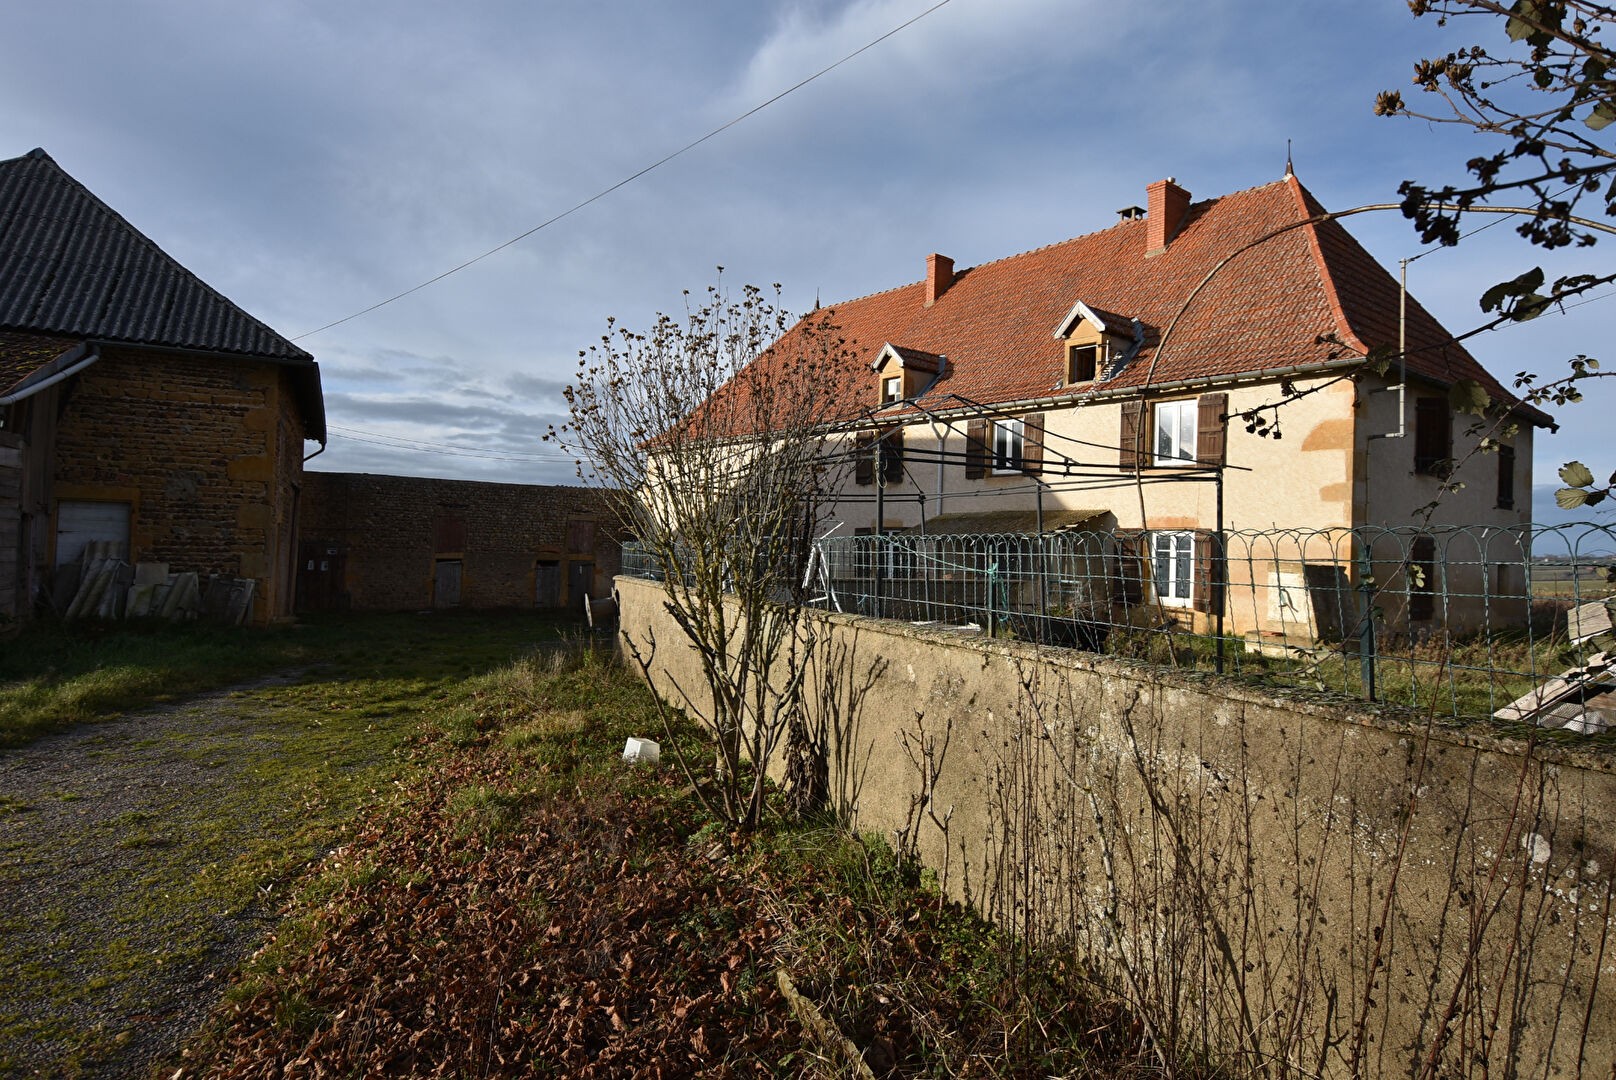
[
  {"x1": 1146, "y1": 178, "x2": 1191, "y2": 256},
  {"x1": 1116, "y1": 205, "x2": 1146, "y2": 222},
  {"x1": 925, "y1": 253, "x2": 954, "y2": 306}
]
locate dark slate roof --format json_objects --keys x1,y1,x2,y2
[
  {"x1": 0, "y1": 149, "x2": 310, "y2": 360},
  {"x1": 0, "y1": 148, "x2": 323, "y2": 437}
]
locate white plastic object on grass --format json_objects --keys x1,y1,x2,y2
[{"x1": 622, "y1": 737, "x2": 660, "y2": 765}]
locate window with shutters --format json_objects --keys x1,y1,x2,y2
[
  {"x1": 1154, "y1": 400, "x2": 1196, "y2": 464},
  {"x1": 1121, "y1": 395, "x2": 1225, "y2": 468},
  {"x1": 1414, "y1": 397, "x2": 1451, "y2": 476},
  {"x1": 1496, "y1": 444, "x2": 1516, "y2": 509},
  {"x1": 854, "y1": 433, "x2": 875, "y2": 486},
  {"x1": 880, "y1": 428, "x2": 904, "y2": 484},
  {"x1": 1151, "y1": 531, "x2": 1195, "y2": 607},
  {"x1": 965, "y1": 415, "x2": 1044, "y2": 477},
  {"x1": 992, "y1": 419, "x2": 1024, "y2": 471}
]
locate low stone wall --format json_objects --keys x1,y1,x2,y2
[{"x1": 616, "y1": 573, "x2": 1616, "y2": 1077}]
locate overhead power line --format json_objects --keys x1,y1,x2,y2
[{"x1": 293, "y1": 0, "x2": 958, "y2": 342}]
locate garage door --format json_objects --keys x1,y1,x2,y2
[{"x1": 55, "y1": 500, "x2": 131, "y2": 567}]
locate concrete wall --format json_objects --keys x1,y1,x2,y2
[
  {"x1": 299, "y1": 471, "x2": 620, "y2": 612},
  {"x1": 618, "y1": 573, "x2": 1616, "y2": 1076}
]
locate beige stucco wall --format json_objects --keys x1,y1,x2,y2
[
  {"x1": 826, "y1": 375, "x2": 1358, "y2": 535},
  {"x1": 619, "y1": 572, "x2": 1616, "y2": 1077}
]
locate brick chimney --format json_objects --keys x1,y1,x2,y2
[
  {"x1": 925, "y1": 253, "x2": 954, "y2": 306},
  {"x1": 1146, "y1": 178, "x2": 1191, "y2": 256}
]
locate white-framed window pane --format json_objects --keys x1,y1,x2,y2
[
  {"x1": 884, "y1": 376, "x2": 902, "y2": 402},
  {"x1": 993, "y1": 419, "x2": 1024, "y2": 470},
  {"x1": 1153, "y1": 400, "x2": 1197, "y2": 464},
  {"x1": 1151, "y1": 530, "x2": 1194, "y2": 605}
]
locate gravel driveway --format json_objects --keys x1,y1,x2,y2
[{"x1": 0, "y1": 669, "x2": 321, "y2": 1078}]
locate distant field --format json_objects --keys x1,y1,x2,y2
[{"x1": 1530, "y1": 562, "x2": 1616, "y2": 600}]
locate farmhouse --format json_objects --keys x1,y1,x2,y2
[
  {"x1": 758, "y1": 172, "x2": 1550, "y2": 640},
  {"x1": 0, "y1": 148, "x2": 323, "y2": 626}
]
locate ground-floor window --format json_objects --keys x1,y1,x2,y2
[{"x1": 1151, "y1": 530, "x2": 1194, "y2": 607}]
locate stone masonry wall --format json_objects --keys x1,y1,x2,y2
[
  {"x1": 299, "y1": 472, "x2": 620, "y2": 612},
  {"x1": 49, "y1": 346, "x2": 302, "y2": 622}
]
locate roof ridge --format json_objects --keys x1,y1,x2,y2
[
  {"x1": 0, "y1": 148, "x2": 310, "y2": 362},
  {"x1": 1285, "y1": 175, "x2": 1371, "y2": 355},
  {"x1": 819, "y1": 176, "x2": 1301, "y2": 312}
]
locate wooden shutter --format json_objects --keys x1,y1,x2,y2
[
  {"x1": 1022, "y1": 413, "x2": 1045, "y2": 475},
  {"x1": 1497, "y1": 444, "x2": 1516, "y2": 509},
  {"x1": 964, "y1": 420, "x2": 988, "y2": 479},
  {"x1": 1414, "y1": 397, "x2": 1450, "y2": 476},
  {"x1": 1113, "y1": 532, "x2": 1146, "y2": 606},
  {"x1": 434, "y1": 514, "x2": 466, "y2": 553},
  {"x1": 1196, "y1": 393, "x2": 1227, "y2": 466},
  {"x1": 854, "y1": 434, "x2": 874, "y2": 486},
  {"x1": 1119, "y1": 401, "x2": 1144, "y2": 469},
  {"x1": 881, "y1": 427, "x2": 904, "y2": 484},
  {"x1": 1193, "y1": 530, "x2": 1225, "y2": 614},
  {"x1": 1408, "y1": 535, "x2": 1436, "y2": 621}
]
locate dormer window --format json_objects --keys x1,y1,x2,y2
[
  {"x1": 1052, "y1": 300, "x2": 1143, "y2": 386},
  {"x1": 1067, "y1": 343, "x2": 1099, "y2": 384},
  {"x1": 872, "y1": 343, "x2": 944, "y2": 406}
]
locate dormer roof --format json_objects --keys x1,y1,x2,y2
[
  {"x1": 872, "y1": 343, "x2": 945, "y2": 374},
  {"x1": 1053, "y1": 300, "x2": 1131, "y2": 339}
]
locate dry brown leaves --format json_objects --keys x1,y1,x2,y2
[{"x1": 177, "y1": 747, "x2": 799, "y2": 1078}]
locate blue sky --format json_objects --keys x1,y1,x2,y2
[{"x1": 2, "y1": 0, "x2": 1610, "y2": 523}]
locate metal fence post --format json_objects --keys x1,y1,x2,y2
[{"x1": 1357, "y1": 537, "x2": 1377, "y2": 702}]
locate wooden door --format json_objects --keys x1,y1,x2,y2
[{"x1": 434, "y1": 559, "x2": 462, "y2": 608}]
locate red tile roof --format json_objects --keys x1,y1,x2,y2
[{"x1": 761, "y1": 175, "x2": 1548, "y2": 428}]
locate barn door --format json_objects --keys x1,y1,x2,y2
[
  {"x1": 535, "y1": 560, "x2": 561, "y2": 607},
  {"x1": 434, "y1": 559, "x2": 462, "y2": 608}
]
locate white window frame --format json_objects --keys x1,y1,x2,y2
[
  {"x1": 1151, "y1": 530, "x2": 1195, "y2": 607},
  {"x1": 991, "y1": 419, "x2": 1024, "y2": 472},
  {"x1": 882, "y1": 375, "x2": 903, "y2": 403},
  {"x1": 1154, "y1": 399, "x2": 1197, "y2": 465}
]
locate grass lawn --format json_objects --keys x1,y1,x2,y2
[
  {"x1": 3, "y1": 612, "x2": 1156, "y2": 1077},
  {"x1": 0, "y1": 611, "x2": 565, "y2": 749}
]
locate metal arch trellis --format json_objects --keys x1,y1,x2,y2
[{"x1": 623, "y1": 521, "x2": 1616, "y2": 726}]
